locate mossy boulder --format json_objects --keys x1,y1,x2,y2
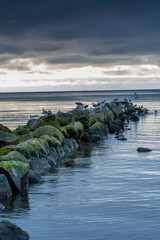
[
  {"x1": 13, "y1": 126, "x2": 30, "y2": 135},
  {"x1": 0, "y1": 151, "x2": 28, "y2": 164},
  {"x1": 61, "y1": 122, "x2": 84, "y2": 138},
  {"x1": 0, "y1": 131, "x2": 19, "y2": 147},
  {"x1": 29, "y1": 114, "x2": 61, "y2": 130},
  {"x1": 112, "y1": 119, "x2": 124, "y2": 128},
  {"x1": 40, "y1": 135, "x2": 61, "y2": 147},
  {"x1": 0, "y1": 174, "x2": 12, "y2": 200},
  {"x1": 0, "y1": 145, "x2": 16, "y2": 156},
  {"x1": 19, "y1": 132, "x2": 33, "y2": 142},
  {"x1": 88, "y1": 121, "x2": 108, "y2": 136},
  {"x1": 0, "y1": 124, "x2": 12, "y2": 133},
  {"x1": 120, "y1": 114, "x2": 128, "y2": 122},
  {"x1": 56, "y1": 112, "x2": 73, "y2": 126},
  {"x1": 16, "y1": 140, "x2": 39, "y2": 159},
  {"x1": 72, "y1": 110, "x2": 91, "y2": 129},
  {"x1": 109, "y1": 124, "x2": 121, "y2": 133},
  {"x1": 32, "y1": 126, "x2": 64, "y2": 143},
  {"x1": 0, "y1": 160, "x2": 29, "y2": 194}
]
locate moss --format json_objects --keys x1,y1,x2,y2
[
  {"x1": 0, "y1": 146, "x2": 13, "y2": 156},
  {"x1": 40, "y1": 135, "x2": 61, "y2": 147},
  {"x1": 56, "y1": 112, "x2": 72, "y2": 126},
  {"x1": 89, "y1": 122, "x2": 104, "y2": 131},
  {"x1": 0, "y1": 124, "x2": 12, "y2": 133},
  {"x1": 13, "y1": 126, "x2": 30, "y2": 135},
  {"x1": 32, "y1": 126, "x2": 64, "y2": 143},
  {"x1": 0, "y1": 131, "x2": 20, "y2": 147},
  {"x1": 61, "y1": 122, "x2": 84, "y2": 138},
  {"x1": 0, "y1": 151, "x2": 28, "y2": 163},
  {"x1": 33, "y1": 114, "x2": 61, "y2": 130},
  {"x1": 112, "y1": 119, "x2": 124, "y2": 128},
  {"x1": 17, "y1": 140, "x2": 39, "y2": 159}
]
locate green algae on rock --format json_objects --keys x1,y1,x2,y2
[
  {"x1": 32, "y1": 126, "x2": 64, "y2": 143},
  {"x1": 0, "y1": 131, "x2": 20, "y2": 147},
  {"x1": 0, "y1": 151, "x2": 28, "y2": 163},
  {"x1": 0, "y1": 160, "x2": 29, "y2": 194},
  {"x1": 40, "y1": 135, "x2": 61, "y2": 147},
  {"x1": 61, "y1": 122, "x2": 84, "y2": 139}
]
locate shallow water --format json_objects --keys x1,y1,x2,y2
[{"x1": 0, "y1": 90, "x2": 160, "y2": 239}]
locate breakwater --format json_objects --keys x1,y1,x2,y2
[{"x1": 0, "y1": 99, "x2": 148, "y2": 239}]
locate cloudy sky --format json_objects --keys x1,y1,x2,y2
[{"x1": 0, "y1": 0, "x2": 160, "y2": 92}]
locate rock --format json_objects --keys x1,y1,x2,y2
[
  {"x1": 137, "y1": 147, "x2": 152, "y2": 152},
  {"x1": 46, "y1": 155, "x2": 57, "y2": 168},
  {"x1": 0, "y1": 203, "x2": 5, "y2": 211},
  {"x1": 30, "y1": 157, "x2": 50, "y2": 173},
  {"x1": 61, "y1": 122, "x2": 84, "y2": 139},
  {"x1": 64, "y1": 159, "x2": 75, "y2": 167},
  {"x1": 32, "y1": 126, "x2": 64, "y2": 143},
  {"x1": 118, "y1": 136, "x2": 127, "y2": 141},
  {"x1": 28, "y1": 114, "x2": 61, "y2": 130},
  {"x1": 82, "y1": 134, "x2": 101, "y2": 142},
  {"x1": 0, "y1": 160, "x2": 29, "y2": 195},
  {"x1": 109, "y1": 124, "x2": 121, "y2": 133},
  {"x1": 63, "y1": 139, "x2": 74, "y2": 151},
  {"x1": 0, "y1": 124, "x2": 12, "y2": 133},
  {"x1": 88, "y1": 121, "x2": 108, "y2": 136},
  {"x1": 27, "y1": 170, "x2": 41, "y2": 185},
  {"x1": 17, "y1": 140, "x2": 39, "y2": 159},
  {"x1": 63, "y1": 144, "x2": 72, "y2": 154},
  {"x1": 13, "y1": 126, "x2": 30, "y2": 135},
  {"x1": 0, "y1": 130, "x2": 19, "y2": 147},
  {"x1": 0, "y1": 220, "x2": 30, "y2": 240},
  {"x1": 112, "y1": 119, "x2": 124, "y2": 128},
  {"x1": 40, "y1": 135, "x2": 61, "y2": 147},
  {"x1": 19, "y1": 133, "x2": 33, "y2": 142},
  {"x1": 0, "y1": 174, "x2": 12, "y2": 200},
  {"x1": 130, "y1": 115, "x2": 139, "y2": 122},
  {"x1": 0, "y1": 151, "x2": 29, "y2": 164},
  {"x1": 56, "y1": 112, "x2": 73, "y2": 126},
  {"x1": 56, "y1": 146, "x2": 65, "y2": 158}
]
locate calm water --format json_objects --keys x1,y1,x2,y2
[{"x1": 0, "y1": 90, "x2": 160, "y2": 240}]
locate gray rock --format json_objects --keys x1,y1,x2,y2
[
  {"x1": 0, "y1": 203, "x2": 5, "y2": 211},
  {"x1": 28, "y1": 170, "x2": 41, "y2": 185},
  {"x1": 0, "y1": 174, "x2": 12, "y2": 200},
  {"x1": 46, "y1": 155, "x2": 57, "y2": 168},
  {"x1": 137, "y1": 147, "x2": 152, "y2": 152},
  {"x1": 118, "y1": 136, "x2": 127, "y2": 141},
  {"x1": 0, "y1": 220, "x2": 30, "y2": 240}
]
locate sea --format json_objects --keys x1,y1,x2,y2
[{"x1": 0, "y1": 89, "x2": 160, "y2": 240}]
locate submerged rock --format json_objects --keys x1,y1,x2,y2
[
  {"x1": 0, "y1": 220, "x2": 30, "y2": 240},
  {"x1": 137, "y1": 147, "x2": 152, "y2": 152},
  {"x1": 64, "y1": 159, "x2": 75, "y2": 167}
]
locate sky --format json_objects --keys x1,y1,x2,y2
[{"x1": 0, "y1": 0, "x2": 160, "y2": 92}]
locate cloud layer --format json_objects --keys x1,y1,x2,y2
[{"x1": 0, "y1": 0, "x2": 160, "y2": 91}]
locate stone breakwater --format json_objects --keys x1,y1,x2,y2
[{"x1": 0, "y1": 99, "x2": 148, "y2": 239}]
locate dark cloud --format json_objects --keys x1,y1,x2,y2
[{"x1": 1, "y1": 0, "x2": 160, "y2": 69}]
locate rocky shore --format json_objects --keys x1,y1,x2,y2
[{"x1": 0, "y1": 98, "x2": 148, "y2": 239}]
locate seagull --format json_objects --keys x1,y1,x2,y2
[
  {"x1": 42, "y1": 108, "x2": 48, "y2": 114},
  {"x1": 92, "y1": 103, "x2": 98, "y2": 108}
]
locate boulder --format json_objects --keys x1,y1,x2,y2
[
  {"x1": 130, "y1": 115, "x2": 139, "y2": 122},
  {"x1": 13, "y1": 126, "x2": 30, "y2": 135},
  {"x1": 40, "y1": 135, "x2": 61, "y2": 147},
  {"x1": 0, "y1": 174, "x2": 12, "y2": 200},
  {"x1": 137, "y1": 147, "x2": 152, "y2": 152},
  {"x1": 0, "y1": 160, "x2": 29, "y2": 195},
  {"x1": 0, "y1": 220, "x2": 30, "y2": 240},
  {"x1": 56, "y1": 112, "x2": 72, "y2": 126},
  {"x1": 0, "y1": 124, "x2": 12, "y2": 133},
  {"x1": 28, "y1": 114, "x2": 61, "y2": 130},
  {"x1": 88, "y1": 122, "x2": 108, "y2": 136},
  {"x1": 30, "y1": 157, "x2": 50, "y2": 173},
  {"x1": 0, "y1": 151, "x2": 28, "y2": 164},
  {"x1": 0, "y1": 203, "x2": 5, "y2": 211},
  {"x1": 32, "y1": 126, "x2": 64, "y2": 143},
  {"x1": 61, "y1": 122, "x2": 84, "y2": 139},
  {"x1": 27, "y1": 170, "x2": 41, "y2": 185},
  {"x1": 0, "y1": 130, "x2": 19, "y2": 147},
  {"x1": 19, "y1": 133, "x2": 33, "y2": 142},
  {"x1": 109, "y1": 124, "x2": 121, "y2": 133}
]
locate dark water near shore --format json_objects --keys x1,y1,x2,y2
[{"x1": 0, "y1": 89, "x2": 160, "y2": 240}]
